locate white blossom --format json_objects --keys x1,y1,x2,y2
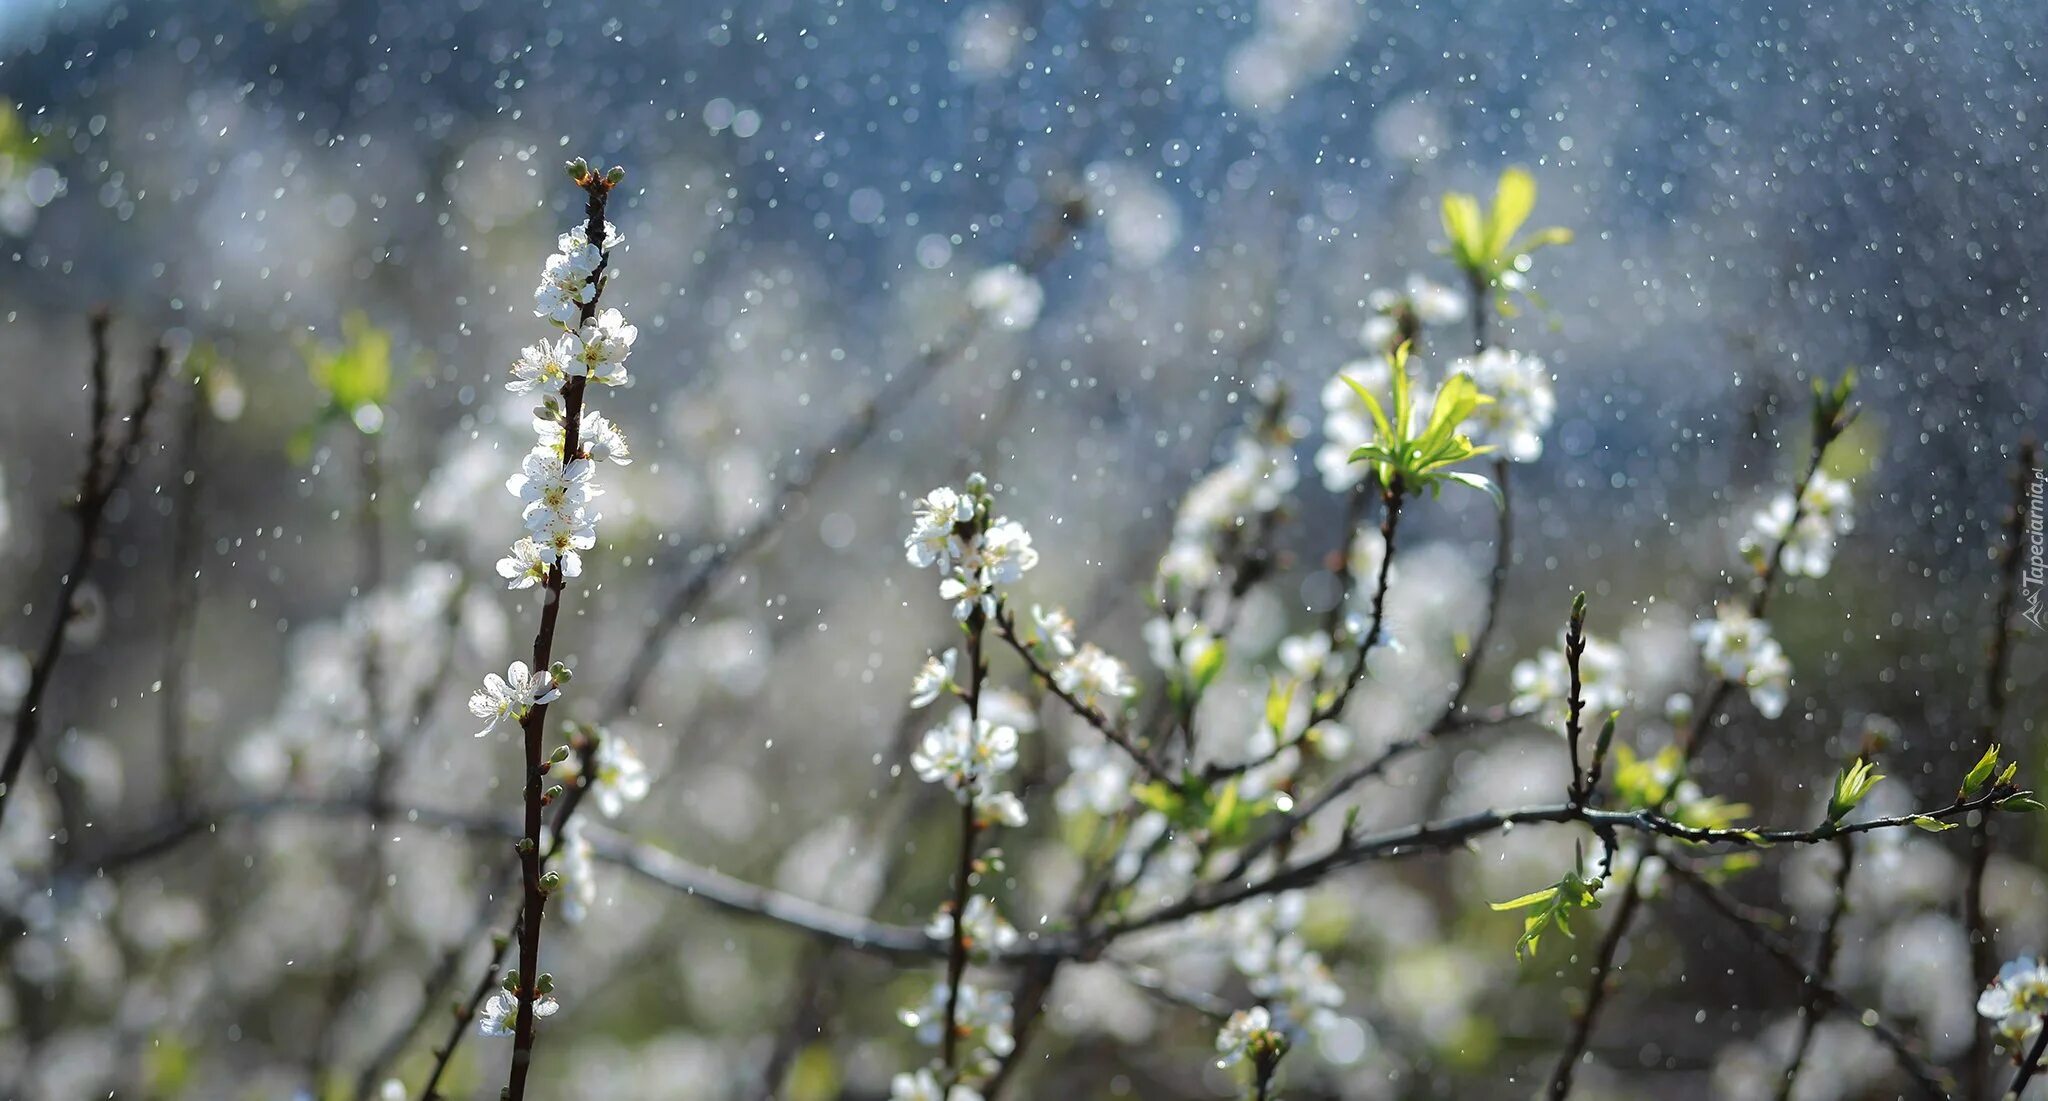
[
  {"x1": 478, "y1": 988, "x2": 559, "y2": 1037},
  {"x1": 1978, "y1": 956, "x2": 2048, "y2": 1050},
  {"x1": 1055, "y1": 738, "x2": 1135, "y2": 818},
  {"x1": 1452, "y1": 347, "x2": 1554, "y2": 463},
  {"x1": 1215, "y1": 1005, "x2": 1275, "y2": 1067},
  {"x1": 906, "y1": 487, "x2": 976, "y2": 569},
  {"x1": 974, "y1": 518, "x2": 1039, "y2": 585},
  {"x1": 972, "y1": 788, "x2": 1029, "y2": 828},
  {"x1": 507, "y1": 337, "x2": 572, "y2": 394},
  {"x1": 1741, "y1": 471, "x2": 1855, "y2": 578},
  {"x1": 890, "y1": 1069, "x2": 985, "y2": 1101},
  {"x1": 536, "y1": 409, "x2": 633, "y2": 466},
  {"x1": 530, "y1": 506, "x2": 599, "y2": 578},
  {"x1": 567, "y1": 307, "x2": 637, "y2": 386},
  {"x1": 911, "y1": 711, "x2": 1020, "y2": 796},
  {"x1": 468, "y1": 661, "x2": 559, "y2": 737},
  {"x1": 508, "y1": 447, "x2": 600, "y2": 532},
  {"x1": 1030, "y1": 604, "x2": 1078, "y2": 657},
  {"x1": 968, "y1": 262, "x2": 1043, "y2": 331},
  {"x1": 898, "y1": 979, "x2": 1016, "y2": 1062},
  {"x1": 1053, "y1": 644, "x2": 1136, "y2": 707},
  {"x1": 496, "y1": 537, "x2": 550, "y2": 590},
  {"x1": 910, "y1": 649, "x2": 958, "y2": 708},
  {"x1": 555, "y1": 819, "x2": 597, "y2": 924},
  {"x1": 589, "y1": 734, "x2": 650, "y2": 819},
  {"x1": 1692, "y1": 603, "x2": 1792, "y2": 719},
  {"x1": 925, "y1": 895, "x2": 1020, "y2": 956}
]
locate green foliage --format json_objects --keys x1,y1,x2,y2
[
  {"x1": 1344, "y1": 342, "x2": 1502, "y2": 506},
  {"x1": 1490, "y1": 865, "x2": 1603, "y2": 960},
  {"x1": 1131, "y1": 772, "x2": 1276, "y2": 849},
  {"x1": 1439, "y1": 166, "x2": 1573, "y2": 314},
  {"x1": 292, "y1": 311, "x2": 396, "y2": 459},
  {"x1": 1963, "y1": 743, "x2": 2004, "y2": 798},
  {"x1": 1810, "y1": 366, "x2": 1859, "y2": 443},
  {"x1": 1826, "y1": 758, "x2": 1884, "y2": 823}
]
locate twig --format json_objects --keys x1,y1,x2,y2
[
  {"x1": 1962, "y1": 440, "x2": 2035, "y2": 1098},
  {"x1": 1308, "y1": 478, "x2": 1404, "y2": 726},
  {"x1": 1548, "y1": 407, "x2": 1844, "y2": 1097},
  {"x1": 0, "y1": 316, "x2": 172, "y2": 829},
  {"x1": 2007, "y1": 1015, "x2": 2048, "y2": 1099},
  {"x1": 993, "y1": 607, "x2": 1161, "y2": 782},
  {"x1": 1666, "y1": 861, "x2": 1953, "y2": 1100},
  {"x1": 1774, "y1": 834, "x2": 1854, "y2": 1101},
  {"x1": 503, "y1": 171, "x2": 616, "y2": 1101},
  {"x1": 939, "y1": 597, "x2": 991, "y2": 1077}
]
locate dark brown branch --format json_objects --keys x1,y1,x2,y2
[
  {"x1": 1549, "y1": 409, "x2": 1842, "y2": 1098},
  {"x1": 1666, "y1": 861, "x2": 1953, "y2": 1100},
  {"x1": 1961, "y1": 439, "x2": 2034, "y2": 1099},
  {"x1": 1774, "y1": 835, "x2": 1854, "y2": 1101},
  {"x1": 0, "y1": 317, "x2": 172, "y2": 829}
]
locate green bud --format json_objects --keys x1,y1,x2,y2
[
  {"x1": 515, "y1": 838, "x2": 535, "y2": 855},
  {"x1": 536, "y1": 972, "x2": 555, "y2": 994},
  {"x1": 544, "y1": 783, "x2": 564, "y2": 804},
  {"x1": 550, "y1": 745, "x2": 572, "y2": 764},
  {"x1": 565, "y1": 157, "x2": 589, "y2": 181},
  {"x1": 540, "y1": 870, "x2": 563, "y2": 894},
  {"x1": 549, "y1": 660, "x2": 572, "y2": 685},
  {"x1": 501, "y1": 969, "x2": 519, "y2": 992},
  {"x1": 604, "y1": 165, "x2": 626, "y2": 185},
  {"x1": 1963, "y1": 744, "x2": 2001, "y2": 796}
]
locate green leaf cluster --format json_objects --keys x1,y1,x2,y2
[
  {"x1": 1343, "y1": 343, "x2": 1502, "y2": 506},
  {"x1": 1131, "y1": 772, "x2": 1276, "y2": 849},
  {"x1": 1440, "y1": 167, "x2": 1572, "y2": 313},
  {"x1": 1490, "y1": 866, "x2": 1603, "y2": 960}
]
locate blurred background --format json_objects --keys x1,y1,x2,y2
[{"x1": 0, "y1": 0, "x2": 2043, "y2": 1098}]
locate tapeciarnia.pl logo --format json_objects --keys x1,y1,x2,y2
[{"x1": 2025, "y1": 463, "x2": 2046, "y2": 631}]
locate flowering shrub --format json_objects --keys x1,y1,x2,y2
[{"x1": 0, "y1": 158, "x2": 2042, "y2": 1101}]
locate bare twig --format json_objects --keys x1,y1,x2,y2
[
  {"x1": 1666, "y1": 861, "x2": 1952, "y2": 1100},
  {"x1": 1962, "y1": 440, "x2": 2034, "y2": 1098},
  {"x1": 0, "y1": 316, "x2": 173, "y2": 829}
]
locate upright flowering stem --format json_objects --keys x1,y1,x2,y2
[
  {"x1": 1961, "y1": 440, "x2": 2033, "y2": 1098},
  {"x1": 489, "y1": 162, "x2": 633, "y2": 1100},
  {"x1": 940, "y1": 599, "x2": 989, "y2": 1075}
]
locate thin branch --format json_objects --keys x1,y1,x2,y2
[
  {"x1": 0, "y1": 317, "x2": 173, "y2": 829},
  {"x1": 2008, "y1": 1014, "x2": 2048, "y2": 1100},
  {"x1": 1773, "y1": 834, "x2": 1854, "y2": 1101},
  {"x1": 1962, "y1": 439, "x2": 2035, "y2": 1099},
  {"x1": 993, "y1": 606, "x2": 1162, "y2": 783},
  {"x1": 1666, "y1": 861, "x2": 1953, "y2": 1100},
  {"x1": 1549, "y1": 409, "x2": 1843, "y2": 1098}
]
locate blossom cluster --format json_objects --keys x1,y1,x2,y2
[
  {"x1": 1977, "y1": 955, "x2": 2048, "y2": 1053},
  {"x1": 905, "y1": 476, "x2": 1040, "y2": 621},
  {"x1": 469, "y1": 175, "x2": 645, "y2": 1040},
  {"x1": 896, "y1": 476, "x2": 1043, "y2": 1098},
  {"x1": 1739, "y1": 469, "x2": 1855, "y2": 578},
  {"x1": 1692, "y1": 602, "x2": 1791, "y2": 719}
]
